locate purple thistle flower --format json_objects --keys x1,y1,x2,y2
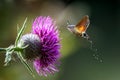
[{"x1": 21, "y1": 16, "x2": 60, "y2": 76}]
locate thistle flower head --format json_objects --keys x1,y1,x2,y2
[{"x1": 21, "y1": 16, "x2": 60, "y2": 76}]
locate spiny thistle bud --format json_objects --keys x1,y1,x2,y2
[{"x1": 20, "y1": 33, "x2": 41, "y2": 60}]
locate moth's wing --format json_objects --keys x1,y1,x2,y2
[
  {"x1": 76, "y1": 15, "x2": 90, "y2": 28},
  {"x1": 75, "y1": 15, "x2": 90, "y2": 32},
  {"x1": 67, "y1": 25, "x2": 76, "y2": 33},
  {"x1": 67, "y1": 20, "x2": 76, "y2": 33}
]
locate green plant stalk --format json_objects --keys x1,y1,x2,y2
[
  {"x1": 17, "y1": 52, "x2": 35, "y2": 78},
  {"x1": 0, "y1": 48, "x2": 6, "y2": 52},
  {"x1": 15, "y1": 18, "x2": 27, "y2": 46}
]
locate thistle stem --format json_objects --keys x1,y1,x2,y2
[
  {"x1": 17, "y1": 52, "x2": 35, "y2": 78},
  {"x1": 0, "y1": 48, "x2": 6, "y2": 52}
]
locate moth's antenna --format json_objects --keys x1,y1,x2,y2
[{"x1": 67, "y1": 20, "x2": 71, "y2": 25}]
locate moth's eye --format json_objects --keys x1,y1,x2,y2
[
  {"x1": 83, "y1": 33, "x2": 87, "y2": 37},
  {"x1": 82, "y1": 33, "x2": 89, "y2": 39}
]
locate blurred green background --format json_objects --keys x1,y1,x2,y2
[{"x1": 0, "y1": 0, "x2": 120, "y2": 80}]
